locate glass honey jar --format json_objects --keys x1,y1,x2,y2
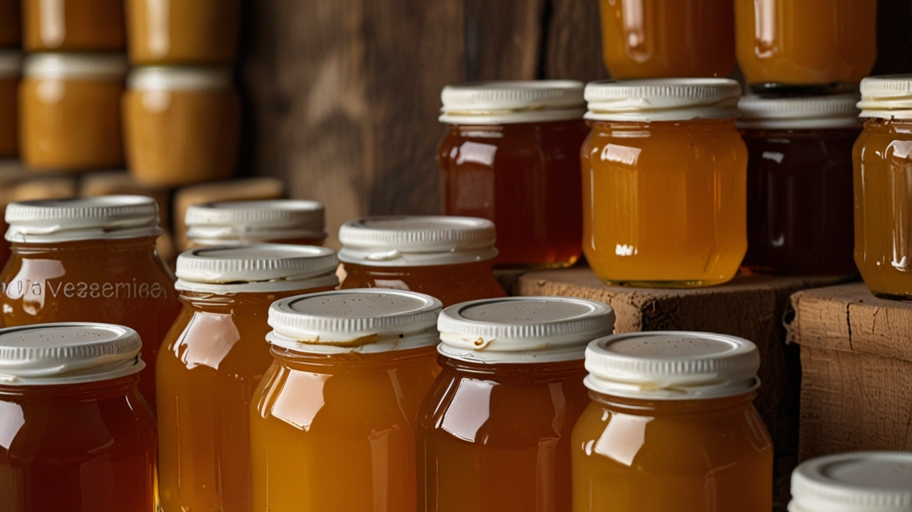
[
  {"x1": 23, "y1": 0, "x2": 126, "y2": 52},
  {"x1": 738, "y1": 94, "x2": 861, "y2": 277},
  {"x1": 185, "y1": 199, "x2": 327, "y2": 248},
  {"x1": 418, "y1": 296, "x2": 616, "y2": 512},
  {"x1": 0, "y1": 196, "x2": 182, "y2": 410},
  {"x1": 126, "y1": 0, "x2": 241, "y2": 65},
  {"x1": 572, "y1": 331, "x2": 773, "y2": 511},
  {"x1": 0, "y1": 50, "x2": 20, "y2": 158},
  {"x1": 339, "y1": 216, "x2": 507, "y2": 307},
  {"x1": 855, "y1": 76, "x2": 912, "y2": 300},
  {"x1": 123, "y1": 66, "x2": 241, "y2": 187},
  {"x1": 734, "y1": 0, "x2": 877, "y2": 93},
  {"x1": 19, "y1": 53, "x2": 127, "y2": 171},
  {"x1": 157, "y1": 244, "x2": 339, "y2": 512},
  {"x1": 0, "y1": 322, "x2": 156, "y2": 512},
  {"x1": 0, "y1": 0, "x2": 20, "y2": 47},
  {"x1": 582, "y1": 79, "x2": 747, "y2": 287},
  {"x1": 437, "y1": 81, "x2": 587, "y2": 269},
  {"x1": 597, "y1": 0, "x2": 735, "y2": 79},
  {"x1": 789, "y1": 452, "x2": 912, "y2": 512},
  {"x1": 249, "y1": 289, "x2": 443, "y2": 511}
]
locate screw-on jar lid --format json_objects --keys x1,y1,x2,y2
[
  {"x1": 267, "y1": 289, "x2": 442, "y2": 354},
  {"x1": 338, "y1": 216, "x2": 498, "y2": 267},
  {"x1": 440, "y1": 81, "x2": 586, "y2": 124},
  {"x1": 584, "y1": 331, "x2": 760, "y2": 400},
  {"x1": 790, "y1": 452, "x2": 912, "y2": 512},
  {"x1": 859, "y1": 75, "x2": 912, "y2": 120},
  {"x1": 437, "y1": 297, "x2": 615, "y2": 363},
  {"x1": 23, "y1": 53, "x2": 129, "y2": 80},
  {"x1": 6, "y1": 195, "x2": 164, "y2": 243},
  {"x1": 0, "y1": 323, "x2": 144, "y2": 386},
  {"x1": 128, "y1": 66, "x2": 234, "y2": 91},
  {"x1": 738, "y1": 94, "x2": 862, "y2": 130},
  {"x1": 585, "y1": 79, "x2": 742, "y2": 122},
  {"x1": 176, "y1": 244, "x2": 339, "y2": 293},
  {"x1": 185, "y1": 199, "x2": 326, "y2": 245},
  {"x1": 0, "y1": 50, "x2": 22, "y2": 79}
]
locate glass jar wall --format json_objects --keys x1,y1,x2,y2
[
  {"x1": 418, "y1": 297, "x2": 615, "y2": 512},
  {"x1": 437, "y1": 81, "x2": 587, "y2": 269},
  {"x1": 582, "y1": 79, "x2": 747, "y2": 287}
]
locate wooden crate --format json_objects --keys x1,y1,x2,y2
[
  {"x1": 516, "y1": 267, "x2": 844, "y2": 510},
  {"x1": 788, "y1": 282, "x2": 912, "y2": 462}
]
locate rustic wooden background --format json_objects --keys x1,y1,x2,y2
[{"x1": 237, "y1": 0, "x2": 912, "y2": 248}]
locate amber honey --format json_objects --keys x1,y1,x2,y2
[
  {"x1": 734, "y1": 0, "x2": 877, "y2": 91},
  {"x1": 597, "y1": 0, "x2": 735, "y2": 79},
  {"x1": 0, "y1": 0, "x2": 20, "y2": 47},
  {"x1": 250, "y1": 289, "x2": 443, "y2": 511},
  {"x1": 23, "y1": 0, "x2": 126, "y2": 51},
  {"x1": 157, "y1": 245, "x2": 339, "y2": 512},
  {"x1": 126, "y1": 0, "x2": 241, "y2": 64},
  {"x1": 0, "y1": 51, "x2": 20, "y2": 158}
]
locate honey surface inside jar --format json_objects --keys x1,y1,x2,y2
[
  {"x1": 734, "y1": 0, "x2": 877, "y2": 87},
  {"x1": 0, "y1": 238, "x2": 181, "y2": 409},
  {"x1": 0, "y1": 376, "x2": 157, "y2": 512},
  {"x1": 126, "y1": 0, "x2": 241, "y2": 64},
  {"x1": 123, "y1": 88, "x2": 241, "y2": 187},
  {"x1": 340, "y1": 261, "x2": 506, "y2": 307},
  {"x1": 437, "y1": 120, "x2": 586, "y2": 269},
  {"x1": 250, "y1": 346, "x2": 439, "y2": 511},
  {"x1": 157, "y1": 289, "x2": 333, "y2": 512},
  {"x1": 19, "y1": 78, "x2": 125, "y2": 170},
  {"x1": 853, "y1": 118, "x2": 912, "y2": 300},
  {"x1": 418, "y1": 359, "x2": 589, "y2": 512},
  {"x1": 582, "y1": 119, "x2": 747, "y2": 287},
  {"x1": 23, "y1": 0, "x2": 126, "y2": 51},
  {"x1": 571, "y1": 393, "x2": 773, "y2": 511},
  {"x1": 597, "y1": 0, "x2": 735, "y2": 79}
]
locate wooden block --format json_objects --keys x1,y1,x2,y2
[
  {"x1": 789, "y1": 283, "x2": 912, "y2": 462},
  {"x1": 516, "y1": 267, "x2": 843, "y2": 511},
  {"x1": 172, "y1": 177, "x2": 285, "y2": 252},
  {"x1": 80, "y1": 171, "x2": 173, "y2": 226}
]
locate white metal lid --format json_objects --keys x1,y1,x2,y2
[
  {"x1": 6, "y1": 195, "x2": 163, "y2": 243},
  {"x1": 584, "y1": 331, "x2": 760, "y2": 400},
  {"x1": 23, "y1": 53, "x2": 129, "y2": 80},
  {"x1": 128, "y1": 66, "x2": 234, "y2": 91},
  {"x1": 338, "y1": 216, "x2": 498, "y2": 267},
  {"x1": 585, "y1": 79, "x2": 742, "y2": 122},
  {"x1": 175, "y1": 244, "x2": 339, "y2": 293},
  {"x1": 859, "y1": 76, "x2": 912, "y2": 120},
  {"x1": 437, "y1": 297, "x2": 616, "y2": 363},
  {"x1": 185, "y1": 199, "x2": 326, "y2": 245},
  {"x1": 738, "y1": 95, "x2": 862, "y2": 130},
  {"x1": 440, "y1": 81, "x2": 586, "y2": 124},
  {"x1": 0, "y1": 323, "x2": 144, "y2": 386},
  {"x1": 790, "y1": 452, "x2": 912, "y2": 512},
  {"x1": 267, "y1": 289, "x2": 443, "y2": 354},
  {"x1": 0, "y1": 50, "x2": 22, "y2": 79}
]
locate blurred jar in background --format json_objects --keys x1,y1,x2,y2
[
  {"x1": 185, "y1": 199, "x2": 326, "y2": 248},
  {"x1": 126, "y1": 0, "x2": 241, "y2": 65},
  {"x1": 0, "y1": 50, "x2": 21, "y2": 158},
  {"x1": 23, "y1": 0, "x2": 126, "y2": 52}
]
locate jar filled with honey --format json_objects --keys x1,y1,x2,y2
[
  {"x1": 185, "y1": 199, "x2": 326, "y2": 248},
  {"x1": 0, "y1": 323, "x2": 156, "y2": 512},
  {"x1": 20, "y1": 53, "x2": 127, "y2": 171},
  {"x1": 23, "y1": 0, "x2": 125, "y2": 52},
  {"x1": 734, "y1": 0, "x2": 877, "y2": 93},
  {"x1": 418, "y1": 296, "x2": 616, "y2": 512},
  {"x1": 572, "y1": 331, "x2": 773, "y2": 511},
  {"x1": 597, "y1": 0, "x2": 735, "y2": 79},
  {"x1": 250, "y1": 289, "x2": 443, "y2": 511},
  {"x1": 0, "y1": 0, "x2": 20, "y2": 47},
  {"x1": 0, "y1": 196, "x2": 182, "y2": 409},
  {"x1": 789, "y1": 452, "x2": 912, "y2": 512},
  {"x1": 437, "y1": 81, "x2": 587, "y2": 269},
  {"x1": 582, "y1": 79, "x2": 747, "y2": 287},
  {"x1": 339, "y1": 216, "x2": 506, "y2": 306},
  {"x1": 738, "y1": 95, "x2": 860, "y2": 277},
  {"x1": 157, "y1": 244, "x2": 339, "y2": 512},
  {"x1": 126, "y1": 0, "x2": 241, "y2": 65},
  {"x1": 855, "y1": 76, "x2": 912, "y2": 300},
  {"x1": 0, "y1": 50, "x2": 20, "y2": 158},
  {"x1": 123, "y1": 66, "x2": 241, "y2": 187}
]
